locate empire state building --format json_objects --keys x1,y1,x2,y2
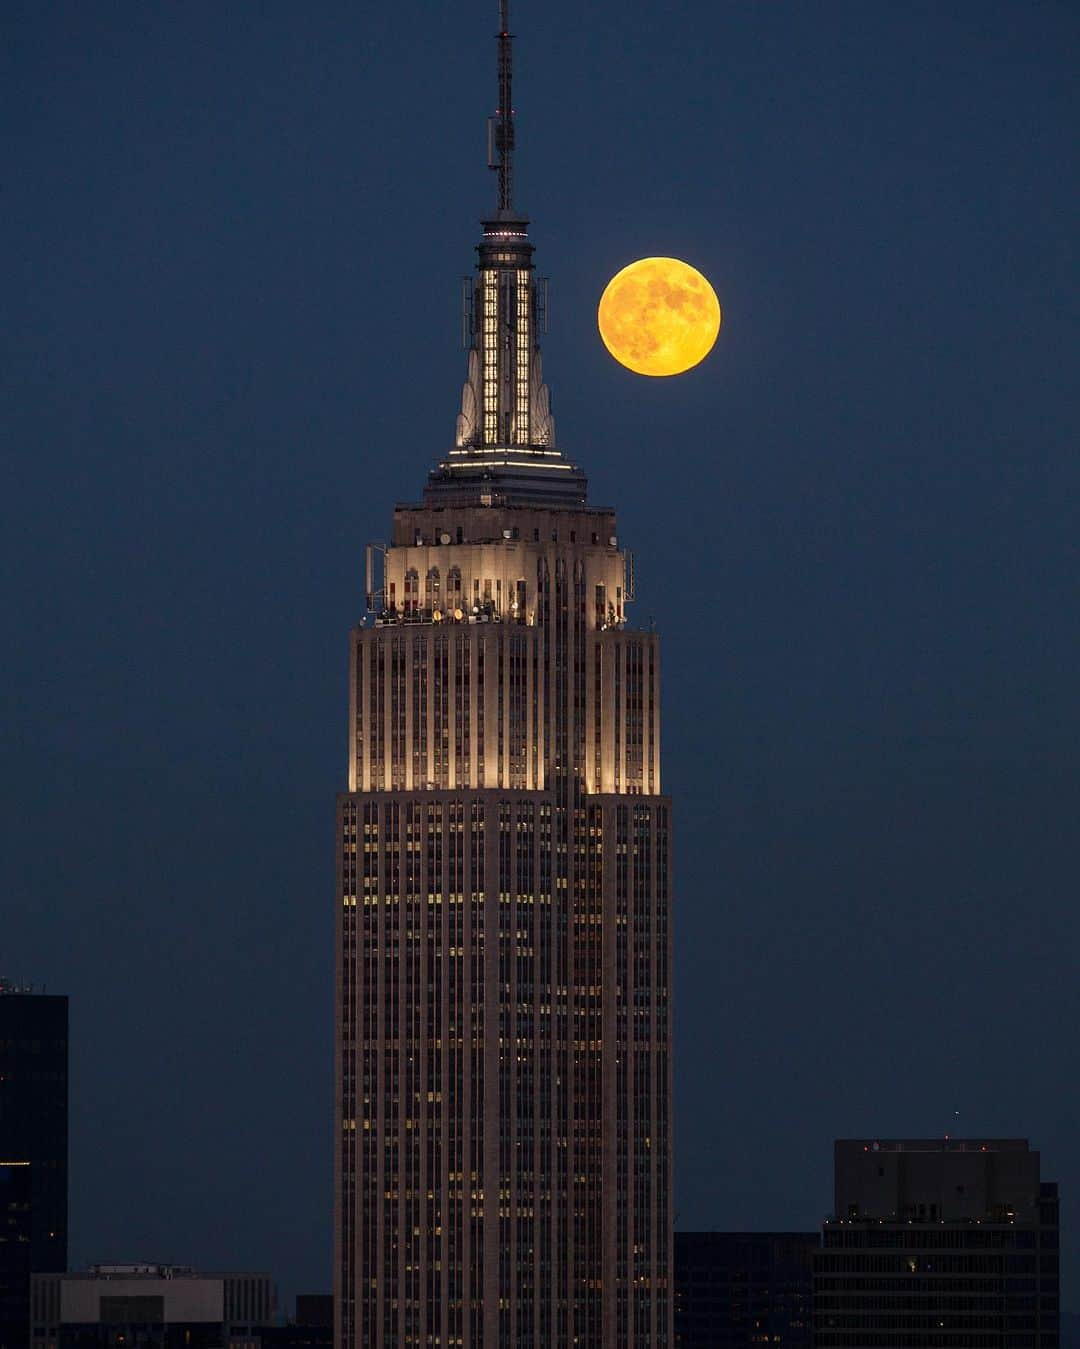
[{"x1": 335, "y1": 8, "x2": 672, "y2": 1345}]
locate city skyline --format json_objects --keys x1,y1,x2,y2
[{"x1": 4, "y1": 0, "x2": 1077, "y2": 1316}]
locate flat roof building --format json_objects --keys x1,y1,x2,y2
[
  {"x1": 814, "y1": 1138, "x2": 1060, "y2": 1348},
  {"x1": 30, "y1": 1265, "x2": 275, "y2": 1349}
]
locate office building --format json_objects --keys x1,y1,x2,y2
[
  {"x1": 334, "y1": 5, "x2": 672, "y2": 1345},
  {"x1": 0, "y1": 1163, "x2": 33, "y2": 1349},
  {"x1": 814, "y1": 1138, "x2": 1060, "y2": 1347},
  {"x1": 30, "y1": 1265, "x2": 275, "y2": 1349},
  {"x1": 0, "y1": 985, "x2": 68, "y2": 1349},
  {"x1": 673, "y1": 1231, "x2": 816, "y2": 1347}
]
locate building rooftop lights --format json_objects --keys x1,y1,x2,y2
[
  {"x1": 448, "y1": 446, "x2": 563, "y2": 458},
  {"x1": 439, "y1": 458, "x2": 573, "y2": 472}
]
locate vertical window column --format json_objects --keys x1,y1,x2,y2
[
  {"x1": 482, "y1": 271, "x2": 499, "y2": 445},
  {"x1": 515, "y1": 270, "x2": 530, "y2": 444}
]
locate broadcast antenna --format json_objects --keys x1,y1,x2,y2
[{"x1": 488, "y1": 0, "x2": 515, "y2": 213}]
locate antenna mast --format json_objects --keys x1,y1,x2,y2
[{"x1": 490, "y1": 0, "x2": 515, "y2": 212}]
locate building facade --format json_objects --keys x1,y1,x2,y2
[
  {"x1": 333, "y1": 8, "x2": 672, "y2": 1347},
  {"x1": 30, "y1": 1265, "x2": 275, "y2": 1349},
  {"x1": 673, "y1": 1231, "x2": 816, "y2": 1348},
  {"x1": 0, "y1": 1162, "x2": 33, "y2": 1349},
  {"x1": 814, "y1": 1138, "x2": 1060, "y2": 1348},
  {"x1": 0, "y1": 986, "x2": 68, "y2": 1349}
]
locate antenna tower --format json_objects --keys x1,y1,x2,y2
[{"x1": 491, "y1": 0, "x2": 515, "y2": 212}]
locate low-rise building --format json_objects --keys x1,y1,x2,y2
[{"x1": 30, "y1": 1265, "x2": 275, "y2": 1349}]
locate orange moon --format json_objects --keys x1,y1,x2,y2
[{"x1": 598, "y1": 257, "x2": 722, "y2": 376}]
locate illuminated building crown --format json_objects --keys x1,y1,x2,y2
[{"x1": 424, "y1": 1, "x2": 586, "y2": 509}]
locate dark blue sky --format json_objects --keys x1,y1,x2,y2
[{"x1": 4, "y1": 0, "x2": 1077, "y2": 1309}]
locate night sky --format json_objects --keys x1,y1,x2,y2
[{"x1": 4, "y1": 0, "x2": 1077, "y2": 1310}]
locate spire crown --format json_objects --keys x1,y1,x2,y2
[{"x1": 422, "y1": 4, "x2": 586, "y2": 509}]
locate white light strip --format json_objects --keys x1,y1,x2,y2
[
  {"x1": 447, "y1": 450, "x2": 563, "y2": 461},
  {"x1": 438, "y1": 459, "x2": 573, "y2": 471}
]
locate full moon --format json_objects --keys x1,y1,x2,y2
[{"x1": 598, "y1": 257, "x2": 721, "y2": 376}]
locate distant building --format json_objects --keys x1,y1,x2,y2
[
  {"x1": 257, "y1": 1296, "x2": 330, "y2": 1349},
  {"x1": 1, "y1": 1163, "x2": 33, "y2": 1349},
  {"x1": 0, "y1": 985, "x2": 68, "y2": 1349},
  {"x1": 673, "y1": 1231, "x2": 816, "y2": 1347},
  {"x1": 289, "y1": 1301, "x2": 328, "y2": 1331},
  {"x1": 815, "y1": 1138, "x2": 1060, "y2": 1347},
  {"x1": 30, "y1": 1265, "x2": 275, "y2": 1349}
]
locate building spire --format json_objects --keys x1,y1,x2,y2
[
  {"x1": 490, "y1": 0, "x2": 515, "y2": 214},
  {"x1": 423, "y1": 2, "x2": 587, "y2": 507}
]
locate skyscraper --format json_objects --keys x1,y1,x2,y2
[{"x1": 334, "y1": 6, "x2": 672, "y2": 1346}]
